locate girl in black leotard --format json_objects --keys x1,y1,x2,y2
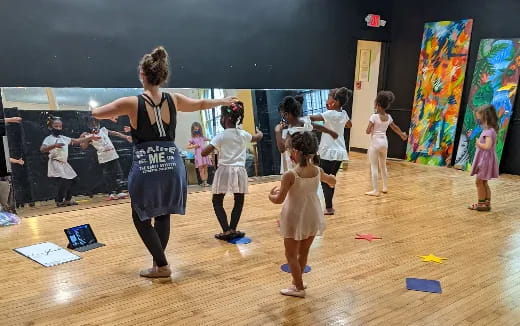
[{"x1": 93, "y1": 46, "x2": 236, "y2": 278}]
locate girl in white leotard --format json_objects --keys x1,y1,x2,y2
[{"x1": 365, "y1": 91, "x2": 407, "y2": 196}]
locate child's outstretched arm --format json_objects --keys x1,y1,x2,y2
[
  {"x1": 309, "y1": 115, "x2": 324, "y2": 122},
  {"x1": 10, "y1": 157, "x2": 24, "y2": 165},
  {"x1": 79, "y1": 132, "x2": 92, "y2": 150},
  {"x1": 320, "y1": 168, "x2": 336, "y2": 188},
  {"x1": 108, "y1": 130, "x2": 132, "y2": 142},
  {"x1": 186, "y1": 143, "x2": 199, "y2": 150},
  {"x1": 71, "y1": 134, "x2": 100, "y2": 146},
  {"x1": 251, "y1": 127, "x2": 263, "y2": 142},
  {"x1": 311, "y1": 123, "x2": 338, "y2": 139},
  {"x1": 390, "y1": 122, "x2": 408, "y2": 141},
  {"x1": 269, "y1": 171, "x2": 295, "y2": 204},
  {"x1": 201, "y1": 144, "x2": 215, "y2": 157},
  {"x1": 4, "y1": 117, "x2": 22, "y2": 124}
]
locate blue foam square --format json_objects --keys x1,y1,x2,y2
[
  {"x1": 281, "y1": 264, "x2": 311, "y2": 273},
  {"x1": 227, "y1": 237, "x2": 252, "y2": 244},
  {"x1": 406, "y1": 278, "x2": 442, "y2": 293}
]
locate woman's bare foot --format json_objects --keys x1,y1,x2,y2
[
  {"x1": 365, "y1": 190, "x2": 380, "y2": 197},
  {"x1": 382, "y1": 188, "x2": 388, "y2": 194}
]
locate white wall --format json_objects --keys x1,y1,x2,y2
[{"x1": 350, "y1": 40, "x2": 381, "y2": 150}]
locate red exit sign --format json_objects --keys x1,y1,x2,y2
[{"x1": 365, "y1": 14, "x2": 386, "y2": 28}]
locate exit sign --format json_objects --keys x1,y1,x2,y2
[{"x1": 365, "y1": 14, "x2": 387, "y2": 28}]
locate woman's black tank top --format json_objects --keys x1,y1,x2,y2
[{"x1": 131, "y1": 92, "x2": 177, "y2": 144}]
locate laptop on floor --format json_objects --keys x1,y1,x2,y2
[{"x1": 64, "y1": 224, "x2": 105, "y2": 252}]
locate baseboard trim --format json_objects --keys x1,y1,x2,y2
[{"x1": 350, "y1": 147, "x2": 368, "y2": 154}]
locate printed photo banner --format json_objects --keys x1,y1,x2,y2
[
  {"x1": 406, "y1": 19, "x2": 473, "y2": 166},
  {"x1": 454, "y1": 39, "x2": 520, "y2": 171}
]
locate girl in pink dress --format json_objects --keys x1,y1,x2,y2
[
  {"x1": 469, "y1": 105, "x2": 500, "y2": 211},
  {"x1": 187, "y1": 122, "x2": 213, "y2": 187},
  {"x1": 269, "y1": 131, "x2": 336, "y2": 298}
]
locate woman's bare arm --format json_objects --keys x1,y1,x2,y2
[
  {"x1": 92, "y1": 97, "x2": 136, "y2": 120},
  {"x1": 173, "y1": 93, "x2": 237, "y2": 112}
]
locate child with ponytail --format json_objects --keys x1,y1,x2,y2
[
  {"x1": 202, "y1": 102, "x2": 263, "y2": 240},
  {"x1": 269, "y1": 131, "x2": 336, "y2": 298}
]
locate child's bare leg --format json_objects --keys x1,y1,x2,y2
[
  {"x1": 297, "y1": 236, "x2": 315, "y2": 274},
  {"x1": 470, "y1": 178, "x2": 489, "y2": 210},
  {"x1": 284, "y1": 238, "x2": 303, "y2": 290},
  {"x1": 477, "y1": 178, "x2": 486, "y2": 201},
  {"x1": 484, "y1": 180, "x2": 491, "y2": 206},
  {"x1": 199, "y1": 165, "x2": 206, "y2": 183}
]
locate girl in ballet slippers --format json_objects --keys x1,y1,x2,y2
[
  {"x1": 365, "y1": 91, "x2": 407, "y2": 196},
  {"x1": 202, "y1": 101, "x2": 263, "y2": 240},
  {"x1": 269, "y1": 130, "x2": 336, "y2": 298}
]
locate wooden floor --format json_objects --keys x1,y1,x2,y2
[{"x1": 1, "y1": 153, "x2": 520, "y2": 325}]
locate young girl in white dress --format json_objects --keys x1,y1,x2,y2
[
  {"x1": 365, "y1": 91, "x2": 407, "y2": 196},
  {"x1": 40, "y1": 116, "x2": 99, "y2": 206},
  {"x1": 275, "y1": 96, "x2": 338, "y2": 211},
  {"x1": 269, "y1": 130, "x2": 336, "y2": 298}
]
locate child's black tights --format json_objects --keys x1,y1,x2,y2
[{"x1": 212, "y1": 193, "x2": 245, "y2": 232}]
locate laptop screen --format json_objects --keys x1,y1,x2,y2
[{"x1": 65, "y1": 224, "x2": 97, "y2": 248}]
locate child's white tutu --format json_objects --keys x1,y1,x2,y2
[{"x1": 212, "y1": 165, "x2": 249, "y2": 194}]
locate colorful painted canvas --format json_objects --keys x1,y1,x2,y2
[
  {"x1": 406, "y1": 19, "x2": 473, "y2": 166},
  {"x1": 454, "y1": 39, "x2": 520, "y2": 171}
]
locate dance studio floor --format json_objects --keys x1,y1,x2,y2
[{"x1": 1, "y1": 153, "x2": 519, "y2": 325}]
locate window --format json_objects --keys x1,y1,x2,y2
[
  {"x1": 201, "y1": 88, "x2": 225, "y2": 138},
  {"x1": 300, "y1": 89, "x2": 329, "y2": 116}
]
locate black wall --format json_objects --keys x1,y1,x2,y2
[
  {"x1": 386, "y1": 0, "x2": 520, "y2": 174},
  {"x1": 0, "y1": 0, "x2": 391, "y2": 89}
]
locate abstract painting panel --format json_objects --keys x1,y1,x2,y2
[
  {"x1": 406, "y1": 19, "x2": 473, "y2": 166},
  {"x1": 454, "y1": 39, "x2": 520, "y2": 171}
]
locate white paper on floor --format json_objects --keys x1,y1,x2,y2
[{"x1": 14, "y1": 242, "x2": 80, "y2": 267}]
